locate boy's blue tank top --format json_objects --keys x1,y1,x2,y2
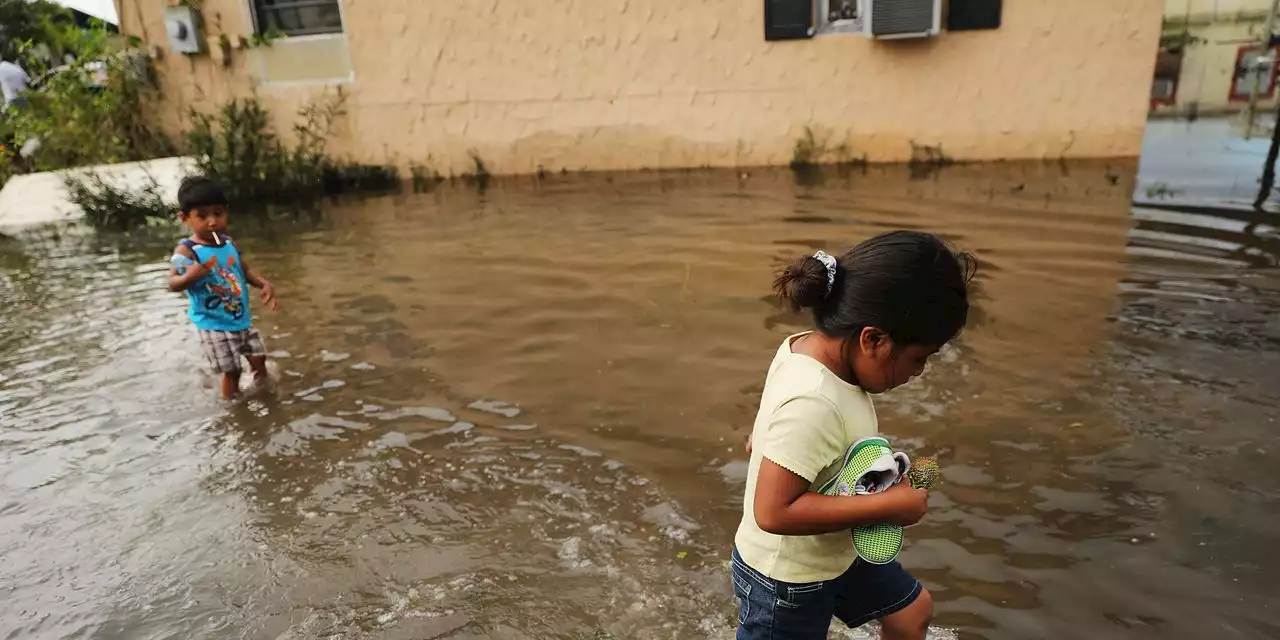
[{"x1": 170, "y1": 235, "x2": 252, "y2": 332}]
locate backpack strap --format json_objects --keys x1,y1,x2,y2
[
  {"x1": 179, "y1": 234, "x2": 232, "y2": 264},
  {"x1": 178, "y1": 238, "x2": 201, "y2": 263}
]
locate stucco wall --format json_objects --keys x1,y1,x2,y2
[{"x1": 119, "y1": 0, "x2": 1163, "y2": 175}]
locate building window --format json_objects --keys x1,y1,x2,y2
[
  {"x1": 818, "y1": 0, "x2": 860, "y2": 34},
  {"x1": 1230, "y1": 45, "x2": 1278, "y2": 102},
  {"x1": 253, "y1": 0, "x2": 344, "y2": 37},
  {"x1": 1151, "y1": 48, "x2": 1181, "y2": 108}
]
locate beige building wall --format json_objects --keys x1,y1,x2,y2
[
  {"x1": 1157, "y1": 0, "x2": 1279, "y2": 116},
  {"x1": 119, "y1": 0, "x2": 1163, "y2": 176},
  {"x1": 1164, "y1": 0, "x2": 1269, "y2": 17}
]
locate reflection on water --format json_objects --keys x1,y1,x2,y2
[{"x1": 1, "y1": 163, "x2": 1278, "y2": 640}]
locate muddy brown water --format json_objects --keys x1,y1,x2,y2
[{"x1": 1, "y1": 164, "x2": 1278, "y2": 640}]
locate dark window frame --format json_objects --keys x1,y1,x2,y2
[{"x1": 252, "y1": 0, "x2": 345, "y2": 37}]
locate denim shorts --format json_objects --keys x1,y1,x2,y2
[{"x1": 731, "y1": 547, "x2": 922, "y2": 640}]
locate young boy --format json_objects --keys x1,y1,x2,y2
[{"x1": 168, "y1": 176, "x2": 279, "y2": 399}]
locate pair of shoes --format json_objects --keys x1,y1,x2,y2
[{"x1": 817, "y1": 437, "x2": 912, "y2": 565}]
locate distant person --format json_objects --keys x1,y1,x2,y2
[
  {"x1": 0, "y1": 59, "x2": 30, "y2": 109},
  {"x1": 0, "y1": 59, "x2": 31, "y2": 168},
  {"x1": 168, "y1": 176, "x2": 280, "y2": 400},
  {"x1": 733, "y1": 231, "x2": 974, "y2": 640}
]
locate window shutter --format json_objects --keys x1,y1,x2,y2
[
  {"x1": 948, "y1": 0, "x2": 1003, "y2": 32},
  {"x1": 765, "y1": 0, "x2": 814, "y2": 41}
]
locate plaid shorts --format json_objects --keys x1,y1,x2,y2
[{"x1": 198, "y1": 327, "x2": 267, "y2": 374}]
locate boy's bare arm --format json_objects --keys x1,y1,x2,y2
[{"x1": 241, "y1": 258, "x2": 279, "y2": 309}]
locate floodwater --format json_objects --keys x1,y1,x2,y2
[{"x1": 1, "y1": 161, "x2": 1278, "y2": 640}]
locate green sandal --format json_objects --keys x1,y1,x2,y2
[{"x1": 818, "y1": 437, "x2": 911, "y2": 565}]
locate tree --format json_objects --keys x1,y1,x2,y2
[
  {"x1": 0, "y1": 0, "x2": 76, "y2": 75},
  {"x1": 0, "y1": 9, "x2": 173, "y2": 176}
]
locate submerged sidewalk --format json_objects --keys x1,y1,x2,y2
[
  {"x1": 1135, "y1": 117, "x2": 1272, "y2": 208},
  {"x1": 0, "y1": 157, "x2": 193, "y2": 231}
]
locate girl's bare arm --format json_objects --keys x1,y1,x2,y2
[{"x1": 752, "y1": 458, "x2": 928, "y2": 536}]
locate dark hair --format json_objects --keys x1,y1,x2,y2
[
  {"x1": 774, "y1": 231, "x2": 975, "y2": 346},
  {"x1": 177, "y1": 175, "x2": 228, "y2": 214}
]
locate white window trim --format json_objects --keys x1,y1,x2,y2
[
  {"x1": 258, "y1": 75, "x2": 354, "y2": 88},
  {"x1": 236, "y1": 0, "x2": 356, "y2": 86},
  {"x1": 268, "y1": 32, "x2": 345, "y2": 45}
]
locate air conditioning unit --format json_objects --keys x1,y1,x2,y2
[
  {"x1": 163, "y1": 5, "x2": 203, "y2": 55},
  {"x1": 859, "y1": 0, "x2": 941, "y2": 39}
]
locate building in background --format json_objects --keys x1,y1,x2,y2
[
  {"x1": 1154, "y1": 0, "x2": 1280, "y2": 118},
  {"x1": 114, "y1": 0, "x2": 1162, "y2": 175}
]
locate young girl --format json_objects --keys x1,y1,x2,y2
[{"x1": 734, "y1": 231, "x2": 974, "y2": 640}]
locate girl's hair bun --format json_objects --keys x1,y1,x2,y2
[
  {"x1": 773, "y1": 255, "x2": 832, "y2": 311},
  {"x1": 782, "y1": 231, "x2": 973, "y2": 347}
]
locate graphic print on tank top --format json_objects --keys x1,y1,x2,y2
[{"x1": 172, "y1": 237, "x2": 252, "y2": 331}]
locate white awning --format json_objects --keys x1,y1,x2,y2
[{"x1": 48, "y1": 0, "x2": 118, "y2": 25}]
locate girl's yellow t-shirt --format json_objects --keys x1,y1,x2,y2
[{"x1": 734, "y1": 333, "x2": 879, "y2": 583}]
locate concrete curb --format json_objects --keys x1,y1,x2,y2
[{"x1": 0, "y1": 156, "x2": 195, "y2": 231}]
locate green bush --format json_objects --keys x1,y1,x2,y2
[
  {"x1": 0, "y1": 147, "x2": 18, "y2": 187},
  {"x1": 63, "y1": 170, "x2": 173, "y2": 229},
  {"x1": 0, "y1": 0, "x2": 76, "y2": 77},
  {"x1": 62, "y1": 91, "x2": 402, "y2": 230},
  {"x1": 3, "y1": 25, "x2": 173, "y2": 173},
  {"x1": 187, "y1": 93, "x2": 348, "y2": 206}
]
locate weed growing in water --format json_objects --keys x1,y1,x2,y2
[
  {"x1": 462, "y1": 150, "x2": 491, "y2": 191},
  {"x1": 570, "y1": 630, "x2": 616, "y2": 640},
  {"x1": 790, "y1": 126, "x2": 822, "y2": 169},
  {"x1": 1145, "y1": 182, "x2": 1184, "y2": 200},
  {"x1": 410, "y1": 162, "x2": 444, "y2": 192},
  {"x1": 790, "y1": 126, "x2": 864, "y2": 171}
]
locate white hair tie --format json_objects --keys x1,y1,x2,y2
[{"x1": 813, "y1": 250, "x2": 838, "y2": 296}]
